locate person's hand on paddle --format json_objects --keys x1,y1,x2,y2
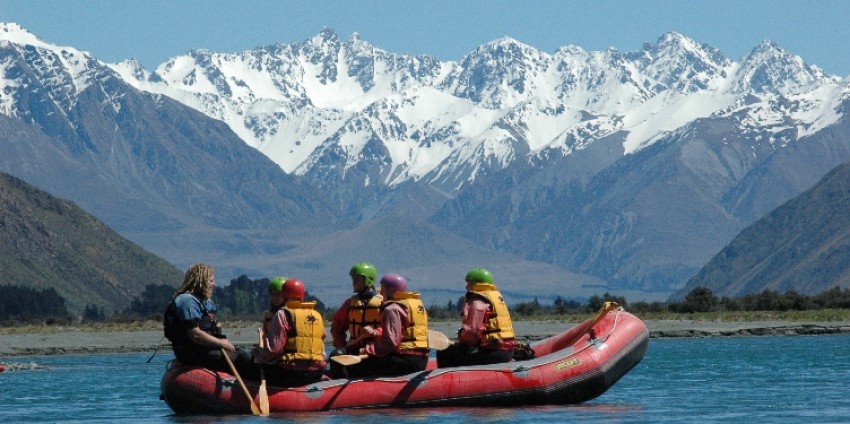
[
  {"x1": 355, "y1": 326, "x2": 383, "y2": 356},
  {"x1": 343, "y1": 328, "x2": 374, "y2": 350},
  {"x1": 218, "y1": 338, "x2": 236, "y2": 354},
  {"x1": 187, "y1": 327, "x2": 236, "y2": 353},
  {"x1": 362, "y1": 325, "x2": 382, "y2": 339}
]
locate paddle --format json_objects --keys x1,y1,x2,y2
[
  {"x1": 256, "y1": 329, "x2": 270, "y2": 416},
  {"x1": 346, "y1": 331, "x2": 371, "y2": 348},
  {"x1": 562, "y1": 301, "x2": 620, "y2": 347},
  {"x1": 331, "y1": 330, "x2": 452, "y2": 365},
  {"x1": 330, "y1": 354, "x2": 369, "y2": 366},
  {"x1": 427, "y1": 329, "x2": 453, "y2": 350},
  {"x1": 327, "y1": 331, "x2": 373, "y2": 367},
  {"x1": 221, "y1": 348, "x2": 261, "y2": 416}
]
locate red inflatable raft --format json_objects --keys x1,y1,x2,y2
[{"x1": 160, "y1": 304, "x2": 648, "y2": 414}]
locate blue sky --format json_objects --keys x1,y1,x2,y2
[{"x1": 2, "y1": 0, "x2": 849, "y2": 76}]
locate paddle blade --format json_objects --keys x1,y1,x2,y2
[
  {"x1": 248, "y1": 395, "x2": 262, "y2": 416},
  {"x1": 427, "y1": 330, "x2": 453, "y2": 351},
  {"x1": 331, "y1": 354, "x2": 368, "y2": 366},
  {"x1": 221, "y1": 348, "x2": 261, "y2": 416},
  {"x1": 562, "y1": 301, "x2": 620, "y2": 348},
  {"x1": 257, "y1": 328, "x2": 269, "y2": 416},
  {"x1": 258, "y1": 368, "x2": 269, "y2": 416},
  {"x1": 591, "y1": 301, "x2": 620, "y2": 323}
]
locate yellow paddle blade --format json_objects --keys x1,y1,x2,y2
[
  {"x1": 258, "y1": 367, "x2": 269, "y2": 416},
  {"x1": 427, "y1": 330, "x2": 453, "y2": 351},
  {"x1": 221, "y1": 348, "x2": 261, "y2": 416},
  {"x1": 330, "y1": 354, "x2": 368, "y2": 366},
  {"x1": 257, "y1": 328, "x2": 270, "y2": 416},
  {"x1": 562, "y1": 301, "x2": 621, "y2": 348},
  {"x1": 592, "y1": 301, "x2": 619, "y2": 322}
]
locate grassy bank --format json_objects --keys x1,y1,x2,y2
[
  {"x1": 623, "y1": 308, "x2": 850, "y2": 322},
  {"x1": 508, "y1": 308, "x2": 850, "y2": 322}
]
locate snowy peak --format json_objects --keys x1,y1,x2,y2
[
  {"x1": 111, "y1": 58, "x2": 158, "y2": 84},
  {"x1": 301, "y1": 27, "x2": 343, "y2": 84},
  {"x1": 0, "y1": 22, "x2": 50, "y2": 49},
  {"x1": 473, "y1": 36, "x2": 541, "y2": 60},
  {"x1": 296, "y1": 25, "x2": 402, "y2": 95},
  {"x1": 446, "y1": 37, "x2": 552, "y2": 108},
  {"x1": 735, "y1": 40, "x2": 832, "y2": 94},
  {"x1": 628, "y1": 32, "x2": 730, "y2": 93},
  {"x1": 312, "y1": 27, "x2": 341, "y2": 50},
  {"x1": 0, "y1": 23, "x2": 110, "y2": 116}
]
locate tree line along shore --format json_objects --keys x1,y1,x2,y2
[{"x1": 3, "y1": 279, "x2": 850, "y2": 325}]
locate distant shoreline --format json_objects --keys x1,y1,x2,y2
[{"x1": 1, "y1": 319, "x2": 849, "y2": 357}]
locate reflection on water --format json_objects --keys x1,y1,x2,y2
[{"x1": 1, "y1": 334, "x2": 849, "y2": 423}]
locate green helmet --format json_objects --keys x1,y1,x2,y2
[
  {"x1": 349, "y1": 262, "x2": 377, "y2": 287},
  {"x1": 465, "y1": 268, "x2": 494, "y2": 284},
  {"x1": 268, "y1": 276, "x2": 288, "y2": 292}
]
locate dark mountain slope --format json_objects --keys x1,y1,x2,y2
[
  {"x1": 675, "y1": 159, "x2": 850, "y2": 299},
  {"x1": 0, "y1": 171, "x2": 183, "y2": 315}
]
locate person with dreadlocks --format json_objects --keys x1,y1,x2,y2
[{"x1": 163, "y1": 263, "x2": 255, "y2": 377}]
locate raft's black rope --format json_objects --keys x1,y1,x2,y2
[{"x1": 146, "y1": 336, "x2": 166, "y2": 363}]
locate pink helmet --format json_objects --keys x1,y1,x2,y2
[{"x1": 379, "y1": 273, "x2": 408, "y2": 292}]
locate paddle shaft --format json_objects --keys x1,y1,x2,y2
[
  {"x1": 221, "y1": 348, "x2": 261, "y2": 415},
  {"x1": 257, "y1": 328, "x2": 270, "y2": 416},
  {"x1": 346, "y1": 331, "x2": 371, "y2": 348}
]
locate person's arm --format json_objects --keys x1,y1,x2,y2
[
  {"x1": 458, "y1": 298, "x2": 489, "y2": 345},
  {"x1": 186, "y1": 327, "x2": 236, "y2": 353},
  {"x1": 362, "y1": 304, "x2": 405, "y2": 357},
  {"x1": 330, "y1": 301, "x2": 350, "y2": 348},
  {"x1": 176, "y1": 295, "x2": 237, "y2": 353},
  {"x1": 254, "y1": 311, "x2": 290, "y2": 364}
]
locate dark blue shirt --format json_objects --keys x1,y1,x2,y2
[{"x1": 173, "y1": 293, "x2": 217, "y2": 331}]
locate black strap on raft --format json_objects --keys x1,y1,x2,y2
[{"x1": 146, "y1": 336, "x2": 167, "y2": 363}]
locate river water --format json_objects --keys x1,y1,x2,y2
[{"x1": 1, "y1": 334, "x2": 848, "y2": 423}]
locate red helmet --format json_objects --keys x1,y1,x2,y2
[{"x1": 282, "y1": 278, "x2": 306, "y2": 301}]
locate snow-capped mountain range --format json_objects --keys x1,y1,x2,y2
[
  {"x1": 105, "y1": 27, "x2": 847, "y2": 193},
  {"x1": 3, "y1": 22, "x2": 845, "y2": 196},
  {"x1": 2, "y1": 22, "x2": 850, "y2": 305}
]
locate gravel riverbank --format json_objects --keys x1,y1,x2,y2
[{"x1": 2, "y1": 319, "x2": 849, "y2": 358}]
